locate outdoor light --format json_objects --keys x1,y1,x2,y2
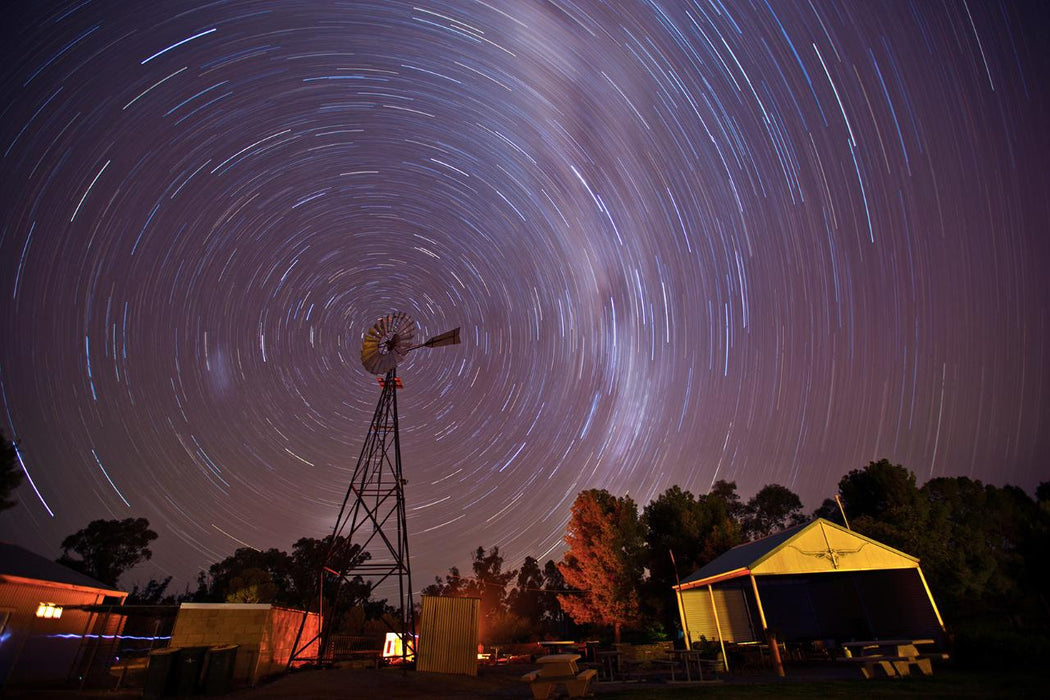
[{"x1": 35, "y1": 603, "x2": 63, "y2": 619}]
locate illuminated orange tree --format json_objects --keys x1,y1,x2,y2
[{"x1": 557, "y1": 489, "x2": 646, "y2": 643}]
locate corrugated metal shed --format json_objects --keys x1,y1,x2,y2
[
  {"x1": 416, "y1": 595, "x2": 479, "y2": 676},
  {"x1": 677, "y1": 519, "x2": 919, "y2": 590},
  {"x1": 673, "y1": 519, "x2": 945, "y2": 652},
  {"x1": 0, "y1": 543, "x2": 128, "y2": 688}
]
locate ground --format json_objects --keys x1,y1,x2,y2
[
  {"x1": 224, "y1": 662, "x2": 1046, "y2": 699},
  {"x1": 6, "y1": 661, "x2": 1043, "y2": 698}
]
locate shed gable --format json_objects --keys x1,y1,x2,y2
[{"x1": 752, "y1": 520, "x2": 918, "y2": 575}]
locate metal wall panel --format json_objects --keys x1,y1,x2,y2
[
  {"x1": 681, "y1": 585, "x2": 758, "y2": 647},
  {"x1": 416, "y1": 595, "x2": 479, "y2": 676}
]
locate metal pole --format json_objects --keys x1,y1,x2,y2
[
  {"x1": 749, "y1": 575, "x2": 784, "y2": 677},
  {"x1": 707, "y1": 585, "x2": 729, "y2": 673},
  {"x1": 834, "y1": 494, "x2": 851, "y2": 530},
  {"x1": 669, "y1": 550, "x2": 691, "y2": 649}
]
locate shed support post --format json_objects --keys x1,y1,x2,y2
[
  {"x1": 749, "y1": 574, "x2": 784, "y2": 677},
  {"x1": 707, "y1": 585, "x2": 729, "y2": 672},
  {"x1": 916, "y1": 566, "x2": 945, "y2": 629}
]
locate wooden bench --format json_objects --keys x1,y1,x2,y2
[
  {"x1": 521, "y1": 669, "x2": 597, "y2": 698},
  {"x1": 841, "y1": 641, "x2": 949, "y2": 678},
  {"x1": 522, "y1": 654, "x2": 597, "y2": 699}
]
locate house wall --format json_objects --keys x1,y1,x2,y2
[{"x1": 0, "y1": 581, "x2": 121, "y2": 687}]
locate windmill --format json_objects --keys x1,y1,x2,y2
[{"x1": 290, "y1": 312, "x2": 460, "y2": 665}]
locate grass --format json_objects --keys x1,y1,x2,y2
[{"x1": 599, "y1": 669, "x2": 1047, "y2": 698}]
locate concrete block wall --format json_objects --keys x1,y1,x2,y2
[{"x1": 169, "y1": 603, "x2": 319, "y2": 683}]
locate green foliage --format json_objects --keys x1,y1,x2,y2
[
  {"x1": 0, "y1": 430, "x2": 22, "y2": 511},
  {"x1": 640, "y1": 482, "x2": 749, "y2": 638},
  {"x1": 836, "y1": 461, "x2": 1048, "y2": 631},
  {"x1": 58, "y1": 517, "x2": 158, "y2": 587}
]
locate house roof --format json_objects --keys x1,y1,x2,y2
[
  {"x1": 0, "y1": 541, "x2": 126, "y2": 595},
  {"x1": 675, "y1": 518, "x2": 920, "y2": 591}
]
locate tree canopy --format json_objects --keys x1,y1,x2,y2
[
  {"x1": 58, "y1": 517, "x2": 158, "y2": 587},
  {"x1": 557, "y1": 489, "x2": 646, "y2": 643}
]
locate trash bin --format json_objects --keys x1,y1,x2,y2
[
  {"x1": 143, "y1": 647, "x2": 180, "y2": 700},
  {"x1": 202, "y1": 645, "x2": 239, "y2": 696},
  {"x1": 173, "y1": 645, "x2": 209, "y2": 696}
]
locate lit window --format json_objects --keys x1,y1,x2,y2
[{"x1": 35, "y1": 603, "x2": 62, "y2": 619}]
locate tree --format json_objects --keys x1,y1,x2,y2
[
  {"x1": 58, "y1": 518, "x2": 158, "y2": 587},
  {"x1": 206, "y1": 547, "x2": 293, "y2": 604},
  {"x1": 127, "y1": 576, "x2": 175, "y2": 604},
  {"x1": 741, "y1": 484, "x2": 806, "y2": 539},
  {"x1": 465, "y1": 546, "x2": 518, "y2": 621},
  {"x1": 287, "y1": 535, "x2": 368, "y2": 610},
  {"x1": 699, "y1": 481, "x2": 744, "y2": 564},
  {"x1": 422, "y1": 566, "x2": 468, "y2": 598},
  {"x1": 508, "y1": 556, "x2": 545, "y2": 623},
  {"x1": 557, "y1": 490, "x2": 646, "y2": 643},
  {"x1": 0, "y1": 430, "x2": 21, "y2": 511},
  {"x1": 836, "y1": 459, "x2": 928, "y2": 555}
]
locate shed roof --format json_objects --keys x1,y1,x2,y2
[
  {"x1": 0, "y1": 541, "x2": 126, "y2": 595},
  {"x1": 675, "y1": 518, "x2": 919, "y2": 591}
]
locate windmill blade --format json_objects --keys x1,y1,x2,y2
[{"x1": 421, "y1": 327, "x2": 460, "y2": 348}]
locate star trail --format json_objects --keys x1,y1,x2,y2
[{"x1": 1, "y1": 1, "x2": 1047, "y2": 591}]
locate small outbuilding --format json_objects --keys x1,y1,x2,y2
[
  {"x1": 0, "y1": 542, "x2": 127, "y2": 688},
  {"x1": 674, "y1": 518, "x2": 945, "y2": 655},
  {"x1": 169, "y1": 603, "x2": 320, "y2": 684}
]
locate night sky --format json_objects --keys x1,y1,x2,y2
[{"x1": 1, "y1": 1, "x2": 1048, "y2": 593}]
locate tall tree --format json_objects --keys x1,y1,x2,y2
[
  {"x1": 742, "y1": 484, "x2": 807, "y2": 539},
  {"x1": 206, "y1": 547, "x2": 293, "y2": 603},
  {"x1": 287, "y1": 535, "x2": 368, "y2": 610},
  {"x1": 0, "y1": 430, "x2": 21, "y2": 511},
  {"x1": 508, "y1": 556, "x2": 545, "y2": 623},
  {"x1": 557, "y1": 489, "x2": 646, "y2": 643},
  {"x1": 127, "y1": 576, "x2": 175, "y2": 605},
  {"x1": 465, "y1": 546, "x2": 517, "y2": 628},
  {"x1": 837, "y1": 459, "x2": 928, "y2": 555},
  {"x1": 58, "y1": 518, "x2": 158, "y2": 587}
]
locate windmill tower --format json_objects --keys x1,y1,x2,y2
[{"x1": 290, "y1": 312, "x2": 459, "y2": 665}]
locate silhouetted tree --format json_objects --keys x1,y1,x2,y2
[
  {"x1": 837, "y1": 459, "x2": 929, "y2": 555},
  {"x1": 558, "y1": 490, "x2": 645, "y2": 643},
  {"x1": 127, "y1": 576, "x2": 175, "y2": 604},
  {"x1": 0, "y1": 430, "x2": 22, "y2": 511},
  {"x1": 207, "y1": 547, "x2": 293, "y2": 603},
  {"x1": 58, "y1": 518, "x2": 158, "y2": 587},
  {"x1": 742, "y1": 484, "x2": 806, "y2": 539}
]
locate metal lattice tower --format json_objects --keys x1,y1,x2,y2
[{"x1": 290, "y1": 314, "x2": 458, "y2": 666}]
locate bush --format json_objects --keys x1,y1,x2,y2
[{"x1": 951, "y1": 619, "x2": 1050, "y2": 668}]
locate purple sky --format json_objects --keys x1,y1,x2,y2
[{"x1": 1, "y1": 0, "x2": 1047, "y2": 591}]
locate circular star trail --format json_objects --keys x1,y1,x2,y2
[{"x1": 1, "y1": 1, "x2": 1047, "y2": 589}]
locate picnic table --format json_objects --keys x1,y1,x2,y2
[
  {"x1": 841, "y1": 639, "x2": 948, "y2": 679},
  {"x1": 521, "y1": 654, "x2": 597, "y2": 699}
]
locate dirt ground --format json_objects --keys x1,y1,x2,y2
[
  {"x1": 231, "y1": 663, "x2": 535, "y2": 699},
  {"x1": 229, "y1": 661, "x2": 850, "y2": 699}
]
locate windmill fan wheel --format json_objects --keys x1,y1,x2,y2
[{"x1": 360, "y1": 312, "x2": 417, "y2": 375}]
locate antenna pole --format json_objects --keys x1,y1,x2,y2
[{"x1": 834, "y1": 494, "x2": 851, "y2": 530}]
